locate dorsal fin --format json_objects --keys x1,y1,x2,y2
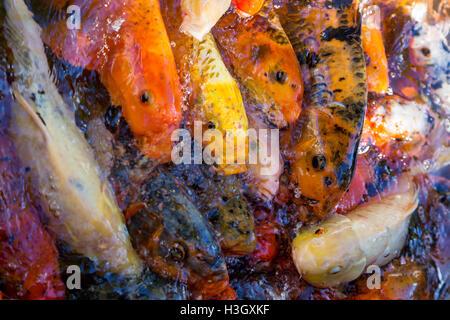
[{"x1": 12, "y1": 88, "x2": 50, "y2": 143}]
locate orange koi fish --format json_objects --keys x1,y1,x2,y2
[
  {"x1": 213, "y1": 0, "x2": 304, "y2": 128},
  {"x1": 44, "y1": 0, "x2": 183, "y2": 162}
]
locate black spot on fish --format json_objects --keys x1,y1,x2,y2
[
  {"x1": 300, "y1": 195, "x2": 319, "y2": 206},
  {"x1": 250, "y1": 44, "x2": 271, "y2": 62},
  {"x1": 36, "y1": 112, "x2": 46, "y2": 126},
  {"x1": 69, "y1": 178, "x2": 84, "y2": 191},
  {"x1": 299, "y1": 50, "x2": 320, "y2": 68},
  {"x1": 324, "y1": 0, "x2": 353, "y2": 9},
  {"x1": 312, "y1": 154, "x2": 327, "y2": 171},
  {"x1": 321, "y1": 26, "x2": 359, "y2": 44},
  {"x1": 337, "y1": 163, "x2": 353, "y2": 189}
]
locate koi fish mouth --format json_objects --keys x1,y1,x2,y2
[
  {"x1": 191, "y1": 271, "x2": 231, "y2": 298},
  {"x1": 138, "y1": 131, "x2": 176, "y2": 162}
]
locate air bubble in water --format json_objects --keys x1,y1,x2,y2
[
  {"x1": 422, "y1": 159, "x2": 431, "y2": 171},
  {"x1": 358, "y1": 142, "x2": 370, "y2": 154}
]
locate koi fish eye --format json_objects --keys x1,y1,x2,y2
[
  {"x1": 140, "y1": 91, "x2": 153, "y2": 105},
  {"x1": 420, "y1": 47, "x2": 430, "y2": 57},
  {"x1": 275, "y1": 70, "x2": 287, "y2": 84},
  {"x1": 314, "y1": 228, "x2": 326, "y2": 236},
  {"x1": 169, "y1": 242, "x2": 187, "y2": 262},
  {"x1": 328, "y1": 266, "x2": 342, "y2": 275}
]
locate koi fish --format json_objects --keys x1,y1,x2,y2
[
  {"x1": 278, "y1": 0, "x2": 368, "y2": 218},
  {"x1": 43, "y1": 0, "x2": 183, "y2": 162},
  {"x1": 125, "y1": 168, "x2": 232, "y2": 298},
  {"x1": 169, "y1": 164, "x2": 256, "y2": 256},
  {"x1": 0, "y1": 192, "x2": 65, "y2": 300},
  {"x1": 380, "y1": 0, "x2": 449, "y2": 113},
  {"x1": 407, "y1": 17, "x2": 450, "y2": 115},
  {"x1": 292, "y1": 176, "x2": 418, "y2": 288},
  {"x1": 190, "y1": 33, "x2": 249, "y2": 175},
  {"x1": 362, "y1": 95, "x2": 441, "y2": 158},
  {"x1": 5, "y1": 0, "x2": 142, "y2": 275},
  {"x1": 362, "y1": 4, "x2": 389, "y2": 95},
  {"x1": 213, "y1": 0, "x2": 304, "y2": 128},
  {"x1": 213, "y1": 0, "x2": 302, "y2": 200},
  {"x1": 62, "y1": 78, "x2": 230, "y2": 296},
  {"x1": 334, "y1": 148, "x2": 415, "y2": 215},
  {"x1": 161, "y1": 0, "x2": 249, "y2": 175},
  {"x1": 244, "y1": 111, "x2": 283, "y2": 201}
]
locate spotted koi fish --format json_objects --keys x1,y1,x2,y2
[{"x1": 278, "y1": 0, "x2": 368, "y2": 218}]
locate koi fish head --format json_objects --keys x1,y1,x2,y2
[
  {"x1": 408, "y1": 22, "x2": 450, "y2": 90},
  {"x1": 127, "y1": 170, "x2": 229, "y2": 295},
  {"x1": 213, "y1": 5, "x2": 303, "y2": 127},
  {"x1": 292, "y1": 178, "x2": 418, "y2": 288},
  {"x1": 289, "y1": 149, "x2": 353, "y2": 219},
  {"x1": 244, "y1": 31, "x2": 303, "y2": 126},
  {"x1": 107, "y1": 45, "x2": 182, "y2": 162},
  {"x1": 129, "y1": 203, "x2": 230, "y2": 296},
  {"x1": 236, "y1": 20, "x2": 303, "y2": 127},
  {"x1": 288, "y1": 107, "x2": 359, "y2": 219},
  {"x1": 157, "y1": 201, "x2": 229, "y2": 294}
]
